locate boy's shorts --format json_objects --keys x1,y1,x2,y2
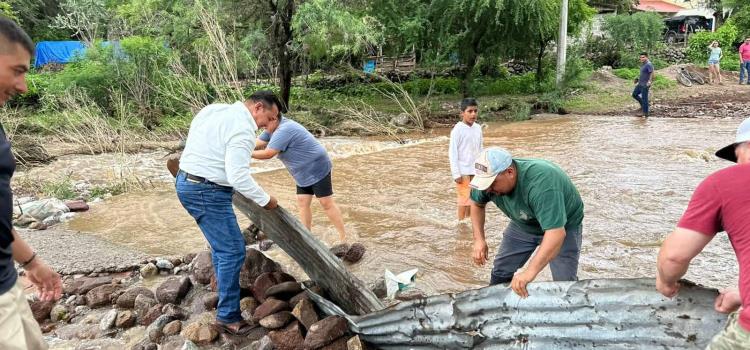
[{"x1": 456, "y1": 175, "x2": 473, "y2": 206}]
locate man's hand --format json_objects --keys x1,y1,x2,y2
[
  {"x1": 263, "y1": 196, "x2": 278, "y2": 210},
  {"x1": 454, "y1": 177, "x2": 463, "y2": 184},
  {"x1": 656, "y1": 275, "x2": 680, "y2": 298},
  {"x1": 510, "y1": 269, "x2": 538, "y2": 298},
  {"x1": 714, "y1": 288, "x2": 742, "y2": 314},
  {"x1": 633, "y1": 78, "x2": 638, "y2": 84},
  {"x1": 472, "y1": 239, "x2": 488, "y2": 266},
  {"x1": 24, "y1": 258, "x2": 62, "y2": 302},
  {"x1": 647, "y1": 81, "x2": 652, "y2": 87}
]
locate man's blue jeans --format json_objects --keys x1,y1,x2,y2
[
  {"x1": 740, "y1": 61, "x2": 750, "y2": 83},
  {"x1": 175, "y1": 171, "x2": 245, "y2": 324},
  {"x1": 632, "y1": 84, "x2": 650, "y2": 116},
  {"x1": 489, "y1": 223, "x2": 583, "y2": 285}
]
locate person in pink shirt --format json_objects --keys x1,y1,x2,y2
[
  {"x1": 657, "y1": 117, "x2": 750, "y2": 348},
  {"x1": 739, "y1": 37, "x2": 750, "y2": 84}
]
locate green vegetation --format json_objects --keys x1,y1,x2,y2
[
  {"x1": 611, "y1": 68, "x2": 676, "y2": 89},
  {"x1": 687, "y1": 23, "x2": 741, "y2": 72}
]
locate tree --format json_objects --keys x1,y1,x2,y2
[
  {"x1": 412, "y1": 0, "x2": 594, "y2": 96},
  {"x1": 0, "y1": 2, "x2": 19, "y2": 21},
  {"x1": 52, "y1": 0, "x2": 110, "y2": 45},
  {"x1": 603, "y1": 12, "x2": 665, "y2": 53}
]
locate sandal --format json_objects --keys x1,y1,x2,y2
[{"x1": 213, "y1": 321, "x2": 258, "y2": 336}]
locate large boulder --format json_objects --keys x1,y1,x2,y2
[
  {"x1": 116, "y1": 286, "x2": 154, "y2": 309},
  {"x1": 190, "y1": 251, "x2": 213, "y2": 284},
  {"x1": 86, "y1": 284, "x2": 122, "y2": 308},
  {"x1": 64, "y1": 276, "x2": 113, "y2": 295},
  {"x1": 28, "y1": 299, "x2": 55, "y2": 322},
  {"x1": 259, "y1": 311, "x2": 293, "y2": 329},
  {"x1": 253, "y1": 299, "x2": 289, "y2": 322},
  {"x1": 292, "y1": 299, "x2": 319, "y2": 331},
  {"x1": 304, "y1": 316, "x2": 348, "y2": 349},
  {"x1": 268, "y1": 321, "x2": 304, "y2": 350},
  {"x1": 182, "y1": 322, "x2": 218, "y2": 346},
  {"x1": 239, "y1": 248, "x2": 281, "y2": 290},
  {"x1": 155, "y1": 277, "x2": 192, "y2": 304}
]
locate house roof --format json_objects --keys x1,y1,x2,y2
[{"x1": 636, "y1": 0, "x2": 687, "y2": 13}]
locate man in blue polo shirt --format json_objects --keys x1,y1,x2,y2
[
  {"x1": 253, "y1": 113, "x2": 348, "y2": 242},
  {"x1": 632, "y1": 52, "x2": 654, "y2": 118}
]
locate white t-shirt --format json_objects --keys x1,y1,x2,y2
[
  {"x1": 449, "y1": 121, "x2": 483, "y2": 179},
  {"x1": 179, "y1": 101, "x2": 270, "y2": 206}
]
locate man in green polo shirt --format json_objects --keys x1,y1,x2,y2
[{"x1": 470, "y1": 147, "x2": 584, "y2": 298}]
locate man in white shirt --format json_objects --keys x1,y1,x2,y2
[
  {"x1": 449, "y1": 98, "x2": 483, "y2": 222},
  {"x1": 176, "y1": 90, "x2": 279, "y2": 336}
]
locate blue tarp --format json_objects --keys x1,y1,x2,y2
[{"x1": 34, "y1": 41, "x2": 86, "y2": 68}]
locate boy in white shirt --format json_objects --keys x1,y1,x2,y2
[{"x1": 449, "y1": 98, "x2": 483, "y2": 221}]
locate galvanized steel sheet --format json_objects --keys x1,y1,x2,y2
[{"x1": 310, "y1": 278, "x2": 727, "y2": 349}]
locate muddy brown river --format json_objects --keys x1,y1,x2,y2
[{"x1": 64, "y1": 115, "x2": 740, "y2": 295}]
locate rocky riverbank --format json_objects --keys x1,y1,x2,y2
[{"x1": 27, "y1": 245, "x2": 377, "y2": 350}]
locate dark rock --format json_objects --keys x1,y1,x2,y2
[
  {"x1": 134, "y1": 294, "x2": 157, "y2": 315},
  {"x1": 162, "y1": 303, "x2": 188, "y2": 320},
  {"x1": 65, "y1": 200, "x2": 89, "y2": 212},
  {"x1": 395, "y1": 288, "x2": 426, "y2": 301},
  {"x1": 64, "y1": 276, "x2": 113, "y2": 295},
  {"x1": 182, "y1": 322, "x2": 218, "y2": 345},
  {"x1": 156, "y1": 276, "x2": 192, "y2": 304},
  {"x1": 40, "y1": 322, "x2": 56, "y2": 333},
  {"x1": 147, "y1": 314, "x2": 174, "y2": 342},
  {"x1": 252, "y1": 273, "x2": 277, "y2": 302},
  {"x1": 145, "y1": 343, "x2": 158, "y2": 350},
  {"x1": 170, "y1": 258, "x2": 183, "y2": 267},
  {"x1": 239, "y1": 248, "x2": 281, "y2": 290},
  {"x1": 289, "y1": 292, "x2": 311, "y2": 309},
  {"x1": 343, "y1": 243, "x2": 366, "y2": 263},
  {"x1": 28, "y1": 299, "x2": 55, "y2": 322},
  {"x1": 259, "y1": 311, "x2": 293, "y2": 329},
  {"x1": 116, "y1": 286, "x2": 154, "y2": 309},
  {"x1": 292, "y1": 299, "x2": 319, "y2": 331},
  {"x1": 139, "y1": 304, "x2": 164, "y2": 326},
  {"x1": 368, "y1": 278, "x2": 387, "y2": 299},
  {"x1": 191, "y1": 251, "x2": 213, "y2": 284},
  {"x1": 183, "y1": 253, "x2": 197, "y2": 265},
  {"x1": 329, "y1": 243, "x2": 350, "y2": 258},
  {"x1": 268, "y1": 321, "x2": 304, "y2": 350},
  {"x1": 147, "y1": 328, "x2": 164, "y2": 343},
  {"x1": 240, "y1": 297, "x2": 259, "y2": 313},
  {"x1": 115, "y1": 310, "x2": 136, "y2": 328},
  {"x1": 320, "y1": 337, "x2": 348, "y2": 350},
  {"x1": 253, "y1": 299, "x2": 289, "y2": 321},
  {"x1": 162, "y1": 320, "x2": 181, "y2": 336},
  {"x1": 242, "y1": 224, "x2": 260, "y2": 245},
  {"x1": 258, "y1": 240, "x2": 274, "y2": 251},
  {"x1": 202, "y1": 292, "x2": 219, "y2": 310},
  {"x1": 86, "y1": 284, "x2": 122, "y2": 308},
  {"x1": 304, "y1": 316, "x2": 349, "y2": 349},
  {"x1": 250, "y1": 335, "x2": 274, "y2": 350},
  {"x1": 265, "y1": 281, "x2": 302, "y2": 301}
]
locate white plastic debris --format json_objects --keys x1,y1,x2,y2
[
  {"x1": 384, "y1": 268, "x2": 418, "y2": 299},
  {"x1": 20, "y1": 198, "x2": 69, "y2": 221}
]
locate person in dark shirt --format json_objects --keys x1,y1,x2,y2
[
  {"x1": 0, "y1": 18, "x2": 62, "y2": 349},
  {"x1": 632, "y1": 52, "x2": 654, "y2": 118}
]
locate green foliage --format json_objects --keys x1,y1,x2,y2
[
  {"x1": 603, "y1": 12, "x2": 665, "y2": 53},
  {"x1": 0, "y1": 1, "x2": 19, "y2": 21},
  {"x1": 293, "y1": 0, "x2": 384, "y2": 62},
  {"x1": 42, "y1": 176, "x2": 77, "y2": 200},
  {"x1": 473, "y1": 73, "x2": 538, "y2": 95},
  {"x1": 686, "y1": 22, "x2": 740, "y2": 63},
  {"x1": 727, "y1": 4, "x2": 750, "y2": 40},
  {"x1": 507, "y1": 100, "x2": 531, "y2": 121},
  {"x1": 611, "y1": 68, "x2": 675, "y2": 89}
]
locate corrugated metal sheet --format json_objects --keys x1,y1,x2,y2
[{"x1": 310, "y1": 278, "x2": 727, "y2": 349}]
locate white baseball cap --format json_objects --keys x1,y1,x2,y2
[
  {"x1": 469, "y1": 147, "x2": 513, "y2": 191},
  {"x1": 716, "y1": 117, "x2": 750, "y2": 162}
]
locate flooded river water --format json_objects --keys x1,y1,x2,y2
[{"x1": 62, "y1": 115, "x2": 740, "y2": 295}]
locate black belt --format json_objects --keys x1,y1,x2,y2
[{"x1": 181, "y1": 170, "x2": 232, "y2": 189}]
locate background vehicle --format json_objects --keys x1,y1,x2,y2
[{"x1": 664, "y1": 15, "x2": 714, "y2": 44}]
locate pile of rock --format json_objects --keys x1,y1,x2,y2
[
  {"x1": 656, "y1": 46, "x2": 687, "y2": 65},
  {"x1": 503, "y1": 61, "x2": 533, "y2": 76},
  {"x1": 13, "y1": 197, "x2": 90, "y2": 230},
  {"x1": 33, "y1": 246, "x2": 372, "y2": 349}
]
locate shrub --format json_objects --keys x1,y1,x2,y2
[
  {"x1": 612, "y1": 68, "x2": 675, "y2": 89},
  {"x1": 604, "y1": 12, "x2": 666, "y2": 53},
  {"x1": 507, "y1": 100, "x2": 531, "y2": 121},
  {"x1": 686, "y1": 23, "x2": 740, "y2": 63}
]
